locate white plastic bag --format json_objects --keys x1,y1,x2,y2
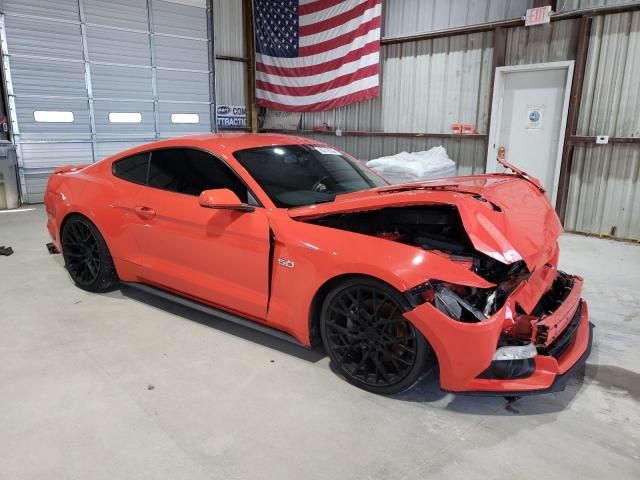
[{"x1": 366, "y1": 146, "x2": 457, "y2": 184}]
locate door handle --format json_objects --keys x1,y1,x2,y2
[{"x1": 134, "y1": 205, "x2": 156, "y2": 218}]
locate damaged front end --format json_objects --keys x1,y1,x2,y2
[
  {"x1": 309, "y1": 204, "x2": 532, "y2": 320},
  {"x1": 305, "y1": 200, "x2": 591, "y2": 394}
]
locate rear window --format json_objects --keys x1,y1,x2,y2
[{"x1": 112, "y1": 152, "x2": 149, "y2": 185}]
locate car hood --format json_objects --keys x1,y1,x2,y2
[{"x1": 288, "y1": 174, "x2": 562, "y2": 271}]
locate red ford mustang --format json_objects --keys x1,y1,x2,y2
[{"x1": 45, "y1": 133, "x2": 592, "y2": 395}]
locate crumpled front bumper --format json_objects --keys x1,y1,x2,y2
[{"x1": 404, "y1": 274, "x2": 593, "y2": 395}]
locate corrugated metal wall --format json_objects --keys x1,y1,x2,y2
[
  {"x1": 382, "y1": 33, "x2": 493, "y2": 134},
  {"x1": 299, "y1": 31, "x2": 493, "y2": 174},
  {"x1": 505, "y1": 19, "x2": 580, "y2": 64},
  {"x1": 301, "y1": 133, "x2": 489, "y2": 176},
  {"x1": 381, "y1": 0, "x2": 638, "y2": 38},
  {"x1": 383, "y1": 0, "x2": 533, "y2": 37},
  {"x1": 297, "y1": 18, "x2": 582, "y2": 173},
  {"x1": 559, "y1": 0, "x2": 640, "y2": 11},
  {"x1": 0, "y1": 0, "x2": 215, "y2": 202},
  {"x1": 565, "y1": 10, "x2": 640, "y2": 239},
  {"x1": 214, "y1": 0, "x2": 246, "y2": 108}
]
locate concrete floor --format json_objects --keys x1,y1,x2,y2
[{"x1": 0, "y1": 205, "x2": 638, "y2": 480}]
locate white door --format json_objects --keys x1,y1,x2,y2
[{"x1": 486, "y1": 62, "x2": 574, "y2": 206}]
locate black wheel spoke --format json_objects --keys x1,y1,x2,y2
[
  {"x1": 370, "y1": 352, "x2": 391, "y2": 384},
  {"x1": 62, "y1": 220, "x2": 101, "y2": 286},
  {"x1": 330, "y1": 305, "x2": 351, "y2": 317},
  {"x1": 328, "y1": 323, "x2": 355, "y2": 335},
  {"x1": 388, "y1": 355, "x2": 403, "y2": 375},
  {"x1": 325, "y1": 285, "x2": 418, "y2": 389},
  {"x1": 392, "y1": 355, "x2": 414, "y2": 367},
  {"x1": 350, "y1": 352, "x2": 370, "y2": 375}
]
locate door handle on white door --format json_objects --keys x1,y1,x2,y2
[{"x1": 134, "y1": 206, "x2": 156, "y2": 218}]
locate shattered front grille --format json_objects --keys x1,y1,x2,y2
[
  {"x1": 538, "y1": 301, "x2": 582, "y2": 359},
  {"x1": 533, "y1": 272, "x2": 574, "y2": 345}
]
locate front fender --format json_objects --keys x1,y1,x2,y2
[{"x1": 265, "y1": 211, "x2": 492, "y2": 345}]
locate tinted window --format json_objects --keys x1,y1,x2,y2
[
  {"x1": 148, "y1": 148, "x2": 248, "y2": 202},
  {"x1": 234, "y1": 145, "x2": 386, "y2": 208},
  {"x1": 112, "y1": 152, "x2": 149, "y2": 185}
]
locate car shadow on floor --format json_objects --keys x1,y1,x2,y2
[
  {"x1": 394, "y1": 366, "x2": 589, "y2": 416},
  {"x1": 116, "y1": 284, "x2": 590, "y2": 413},
  {"x1": 118, "y1": 284, "x2": 325, "y2": 364}
]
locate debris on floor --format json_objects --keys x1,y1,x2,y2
[{"x1": 0, "y1": 245, "x2": 13, "y2": 256}]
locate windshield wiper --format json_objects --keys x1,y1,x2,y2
[
  {"x1": 378, "y1": 184, "x2": 460, "y2": 194},
  {"x1": 311, "y1": 198, "x2": 336, "y2": 205}
]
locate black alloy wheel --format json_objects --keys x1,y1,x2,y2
[
  {"x1": 61, "y1": 214, "x2": 118, "y2": 292},
  {"x1": 320, "y1": 278, "x2": 433, "y2": 394}
]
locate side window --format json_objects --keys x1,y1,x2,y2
[
  {"x1": 112, "y1": 152, "x2": 150, "y2": 185},
  {"x1": 147, "y1": 148, "x2": 249, "y2": 202}
]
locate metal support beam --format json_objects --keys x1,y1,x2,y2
[
  {"x1": 78, "y1": 0, "x2": 97, "y2": 163},
  {"x1": 146, "y1": 0, "x2": 160, "y2": 139},
  {"x1": 570, "y1": 136, "x2": 640, "y2": 145},
  {"x1": 485, "y1": 26, "x2": 506, "y2": 144},
  {"x1": 207, "y1": 0, "x2": 217, "y2": 133},
  {"x1": 380, "y1": 2, "x2": 640, "y2": 46},
  {"x1": 556, "y1": 15, "x2": 591, "y2": 223},
  {"x1": 260, "y1": 129, "x2": 487, "y2": 140},
  {"x1": 215, "y1": 55, "x2": 249, "y2": 63},
  {"x1": 244, "y1": 0, "x2": 257, "y2": 132},
  {"x1": 0, "y1": 14, "x2": 25, "y2": 202}
]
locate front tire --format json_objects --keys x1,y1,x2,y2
[
  {"x1": 320, "y1": 278, "x2": 434, "y2": 395},
  {"x1": 61, "y1": 214, "x2": 118, "y2": 292}
]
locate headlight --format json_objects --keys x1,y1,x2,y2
[
  {"x1": 405, "y1": 281, "x2": 496, "y2": 322},
  {"x1": 434, "y1": 283, "x2": 487, "y2": 322},
  {"x1": 492, "y1": 343, "x2": 537, "y2": 360}
]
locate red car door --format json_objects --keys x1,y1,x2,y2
[
  {"x1": 131, "y1": 147, "x2": 271, "y2": 320},
  {"x1": 109, "y1": 151, "x2": 154, "y2": 269}
]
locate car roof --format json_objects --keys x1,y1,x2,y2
[
  {"x1": 100, "y1": 132, "x2": 331, "y2": 168},
  {"x1": 152, "y1": 132, "x2": 318, "y2": 152}
]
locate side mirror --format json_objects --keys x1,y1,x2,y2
[{"x1": 198, "y1": 188, "x2": 254, "y2": 212}]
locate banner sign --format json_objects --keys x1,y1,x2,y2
[{"x1": 217, "y1": 105, "x2": 247, "y2": 129}]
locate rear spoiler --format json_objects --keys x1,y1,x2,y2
[{"x1": 52, "y1": 164, "x2": 90, "y2": 175}]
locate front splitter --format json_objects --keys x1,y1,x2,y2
[{"x1": 442, "y1": 322, "x2": 594, "y2": 397}]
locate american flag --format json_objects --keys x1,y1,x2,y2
[{"x1": 253, "y1": 0, "x2": 382, "y2": 112}]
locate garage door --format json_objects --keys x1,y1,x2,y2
[{"x1": 0, "y1": 0, "x2": 215, "y2": 203}]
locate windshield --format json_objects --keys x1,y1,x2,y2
[{"x1": 233, "y1": 144, "x2": 387, "y2": 208}]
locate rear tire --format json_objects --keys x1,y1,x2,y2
[
  {"x1": 61, "y1": 214, "x2": 118, "y2": 292},
  {"x1": 320, "y1": 277, "x2": 435, "y2": 395}
]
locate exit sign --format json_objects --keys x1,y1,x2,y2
[{"x1": 525, "y1": 6, "x2": 552, "y2": 26}]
